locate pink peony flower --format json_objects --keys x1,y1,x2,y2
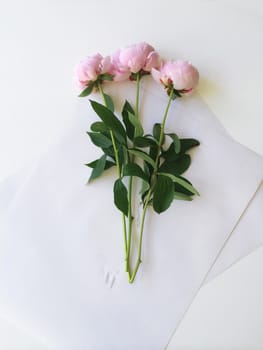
[
  {"x1": 151, "y1": 60, "x2": 199, "y2": 93},
  {"x1": 109, "y1": 49, "x2": 131, "y2": 82},
  {"x1": 75, "y1": 53, "x2": 112, "y2": 89},
  {"x1": 111, "y1": 42, "x2": 160, "y2": 79}
]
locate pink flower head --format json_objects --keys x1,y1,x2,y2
[
  {"x1": 151, "y1": 60, "x2": 199, "y2": 94},
  {"x1": 109, "y1": 49, "x2": 131, "y2": 82},
  {"x1": 110, "y1": 42, "x2": 160, "y2": 80},
  {"x1": 75, "y1": 53, "x2": 112, "y2": 89}
]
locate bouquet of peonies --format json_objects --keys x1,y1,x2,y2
[{"x1": 75, "y1": 42, "x2": 200, "y2": 283}]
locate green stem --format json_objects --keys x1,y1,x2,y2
[
  {"x1": 126, "y1": 74, "x2": 141, "y2": 272},
  {"x1": 126, "y1": 176, "x2": 133, "y2": 272},
  {"x1": 98, "y1": 83, "x2": 107, "y2": 107},
  {"x1": 129, "y1": 188, "x2": 152, "y2": 283},
  {"x1": 129, "y1": 89, "x2": 174, "y2": 283},
  {"x1": 98, "y1": 83, "x2": 128, "y2": 267},
  {"x1": 155, "y1": 89, "x2": 174, "y2": 171},
  {"x1": 110, "y1": 129, "x2": 121, "y2": 178},
  {"x1": 135, "y1": 73, "x2": 140, "y2": 118}
]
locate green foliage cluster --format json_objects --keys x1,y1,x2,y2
[{"x1": 86, "y1": 98, "x2": 200, "y2": 215}]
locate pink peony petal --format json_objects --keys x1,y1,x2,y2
[
  {"x1": 151, "y1": 68, "x2": 161, "y2": 83},
  {"x1": 144, "y1": 51, "x2": 160, "y2": 72}
]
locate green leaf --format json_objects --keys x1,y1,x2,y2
[
  {"x1": 78, "y1": 83, "x2": 94, "y2": 97},
  {"x1": 87, "y1": 132, "x2": 112, "y2": 148},
  {"x1": 158, "y1": 173, "x2": 200, "y2": 196},
  {"x1": 90, "y1": 100, "x2": 127, "y2": 144},
  {"x1": 128, "y1": 112, "x2": 144, "y2": 138},
  {"x1": 142, "y1": 144, "x2": 159, "y2": 177},
  {"x1": 104, "y1": 93, "x2": 114, "y2": 112},
  {"x1": 86, "y1": 159, "x2": 115, "y2": 170},
  {"x1": 161, "y1": 143, "x2": 180, "y2": 162},
  {"x1": 128, "y1": 149, "x2": 156, "y2": 168},
  {"x1": 149, "y1": 144, "x2": 158, "y2": 162},
  {"x1": 143, "y1": 162, "x2": 150, "y2": 177},
  {"x1": 174, "y1": 176, "x2": 193, "y2": 196},
  {"x1": 153, "y1": 123, "x2": 165, "y2": 145},
  {"x1": 140, "y1": 163, "x2": 151, "y2": 200},
  {"x1": 153, "y1": 175, "x2": 174, "y2": 214},
  {"x1": 113, "y1": 179, "x2": 128, "y2": 216},
  {"x1": 174, "y1": 177, "x2": 193, "y2": 195},
  {"x1": 90, "y1": 122, "x2": 108, "y2": 133},
  {"x1": 173, "y1": 90, "x2": 182, "y2": 98},
  {"x1": 180, "y1": 138, "x2": 200, "y2": 153},
  {"x1": 88, "y1": 154, "x2": 106, "y2": 182},
  {"x1": 174, "y1": 192, "x2": 193, "y2": 201},
  {"x1": 134, "y1": 136, "x2": 157, "y2": 148},
  {"x1": 167, "y1": 133, "x2": 181, "y2": 153},
  {"x1": 102, "y1": 146, "x2": 115, "y2": 158},
  {"x1": 159, "y1": 154, "x2": 191, "y2": 176},
  {"x1": 162, "y1": 138, "x2": 200, "y2": 162},
  {"x1": 153, "y1": 123, "x2": 161, "y2": 141},
  {"x1": 122, "y1": 100, "x2": 135, "y2": 141},
  {"x1": 117, "y1": 144, "x2": 126, "y2": 167},
  {"x1": 123, "y1": 163, "x2": 149, "y2": 183}
]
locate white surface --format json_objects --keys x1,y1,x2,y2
[
  {"x1": 0, "y1": 0, "x2": 262, "y2": 349},
  {"x1": 170, "y1": 245, "x2": 263, "y2": 350},
  {"x1": 0, "y1": 81, "x2": 262, "y2": 349}
]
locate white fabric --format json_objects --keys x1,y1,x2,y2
[{"x1": 0, "y1": 80, "x2": 262, "y2": 349}]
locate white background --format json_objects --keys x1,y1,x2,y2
[{"x1": 0, "y1": 0, "x2": 262, "y2": 348}]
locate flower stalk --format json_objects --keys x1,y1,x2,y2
[
  {"x1": 128, "y1": 89, "x2": 174, "y2": 283},
  {"x1": 126, "y1": 73, "x2": 141, "y2": 273},
  {"x1": 98, "y1": 82, "x2": 128, "y2": 272}
]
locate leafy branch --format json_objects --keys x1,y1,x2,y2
[{"x1": 84, "y1": 89, "x2": 200, "y2": 283}]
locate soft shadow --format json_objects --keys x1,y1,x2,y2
[{"x1": 198, "y1": 77, "x2": 220, "y2": 98}]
